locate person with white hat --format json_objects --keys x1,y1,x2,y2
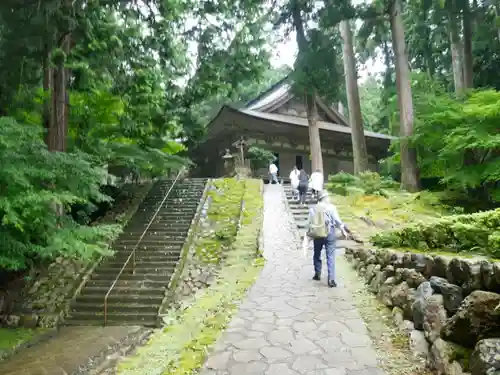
[{"x1": 307, "y1": 190, "x2": 350, "y2": 287}]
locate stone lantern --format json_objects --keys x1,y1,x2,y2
[{"x1": 222, "y1": 149, "x2": 235, "y2": 176}]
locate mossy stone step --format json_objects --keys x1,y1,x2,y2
[
  {"x1": 80, "y1": 286, "x2": 165, "y2": 296},
  {"x1": 70, "y1": 301, "x2": 159, "y2": 313}
]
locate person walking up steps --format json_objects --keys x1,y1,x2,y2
[
  {"x1": 297, "y1": 169, "x2": 309, "y2": 205},
  {"x1": 309, "y1": 168, "x2": 324, "y2": 200},
  {"x1": 289, "y1": 165, "x2": 300, "y2": 200},
  {"x1": 269, "y1": 162, "x2": 279, "y2": 184},
  {"x1": 307, "y1": 190, "x2": 350, "y2": 287}
]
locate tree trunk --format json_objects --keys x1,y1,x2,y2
[
  {"x1": 292, "y1": 0, "x2": 323, "y2": 173},
  {"x1": 305, "y1": 94, "x2": 323, "y2": 172},
  {"x1": 494, "y1": 2, "x2": 500, "y2": 41},
  {"x1": 340, "y1": 19, "x2": 369, "y2": 175},
  {"x1": 49, "y1": 35, "x2": 70, "y2": 152},
  {"x1": 462, "y1": 0, "x2": 474, "y2": 89},
  {"x1": 390, "y1": 0, "x2": 420, "y2": 192},
  {"x1": 448, "y1": 11, "x2": 464, "y2": 95}
]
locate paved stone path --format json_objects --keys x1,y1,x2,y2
[
  {"x1": 0, "y1": 326, "x2": 144, "y2": 375},
  {"x1": 201, "y1": 184, "x2": 386, "y2": 375}
]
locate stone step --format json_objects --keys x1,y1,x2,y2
[
  {"x1": 85, "y1": 278, "x2": 169, "y2": 289},
  {"x1": 93, "y1": 265, "x2": 176, "y2": 275},
  {"x1": 118, "y1": 234, "x2": 187, "y2": 242},
  {"x1": 125, "y1": 223, "x2": 192, "y2": 231},
  {"x1": 114, "y1": 238, "x2": 185, "y2": 246},
  {"x1": 101, "y1": 260, "x2": 178, "y2": 268},
  {"x1": 136, "y1": 206, "x2": 198, "y2": 214},
  {"x1": 112, "y1": 244, "x2": 182, "y2": 252},
  {"x1": 91, "y1": 273, "x2": 171, "y2": 282},
  {"x1": 110, "y1": 253, "x2": 181, "y2": 262},
  {"x1": 74, "y1": 293, "x2": 164, "y2": 304},
  {"x1": 121, "y1": 229, "x2": 189, "y2": 235},
  {"x1": 80, "y1": 286, "x2": 165, "y2": 297},
  {"x1": 70, "y1": 301, "x2": 159, "y2": 314},
  {"x1": 64, "y1": 319, "x2": 157, "y2": 327},
  {"x1": 66, "y1": 311, "x2": 158, "y2": 325}
]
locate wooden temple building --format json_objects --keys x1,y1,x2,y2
[{"x1": 196, "y1": 76, "x2": 393, "y2": 178}]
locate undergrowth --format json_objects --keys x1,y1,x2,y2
[
  {"x1": 372, "y1": 208, "x2": 500, "y2": 258},
  {"x1": 328, "y1": 172, "x2": 499, "y2": 259},
  {"x1": 117, "y1": 179, "x2": 264, "y2": 375}
]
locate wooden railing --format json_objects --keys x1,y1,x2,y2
[{"x1": 103, "y1": 168, "x2": 185, "y2": 325}]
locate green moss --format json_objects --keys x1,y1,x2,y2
[
  {"x1": 117, "y1": 179, "x2": 264, "y2": 375},
  {"x1": 450, "y1": 344, "x2": 472, "y2": 371},
  {"x1": 0, "y1": 328, "x2": 40, "y2": 351},
  {"x1": 194, "y1": 178, "x2": 246, "y2": 264}
]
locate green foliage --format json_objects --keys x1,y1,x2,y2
[
  {"x1": 372, "y1": 208, "x2": 500, "y2": 257},
  {"x1": 326, "y1": 172, "x2": 399, "y2": 197},
  {"x1": 246, "y1": 146, "x2": 277, "y2": 171},
  {"x1": 411, "y1": 88, "x2": 500, "y2": 204},
  {"x1": 0, "y1": 117, "x2": 121, "y2": 270}
]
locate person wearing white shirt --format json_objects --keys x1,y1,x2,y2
[
  {"x1": 269, "y1": 163, "x2": 279, "y2": 184},
  {"x1": 309, "y1": 169, "x2": 324, "y2": 199},
  {"x1": 289, "y1": 166, "x2": 300, "y2": 200}
]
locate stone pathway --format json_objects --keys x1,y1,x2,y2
[
  {"x1": 0, "y1": 326, "x2": 146, "y2": 375},
  {"x1": 200, "y1": 184, "x2": 386, "y2": 375}
]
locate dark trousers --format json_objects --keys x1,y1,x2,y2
[
  {"x1": 313, "y1": 237, "x2": 336, "y2": 282},
  {"x1": 298, "y1": 183, "x2": 308, "y2": 204}
]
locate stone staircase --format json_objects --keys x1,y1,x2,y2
[
  {"x1": 65, "y1": 178, "x2": 207, "y2": 326},
  {"x1": 283, "y1": 183, "x2": 315, "y2": 237}
]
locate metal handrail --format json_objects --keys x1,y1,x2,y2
[{"x1": 103, "y1": 168, "x2": 185, "y2": 325}]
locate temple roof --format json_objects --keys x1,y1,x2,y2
[{"x1": 206, "y1": 75, "x2": 394, "y2": 141}]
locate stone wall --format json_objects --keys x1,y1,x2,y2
[
  {"x1": 345, "y1": 247, "x2": 500, "y2": 375},
  {"x1": 169, "y1": 183, "x2": 217, "y2": 304}
]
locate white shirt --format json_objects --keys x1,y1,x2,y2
[
  {"x1": 310, "y1": 172, "x2": 324, "y2": 191},
  {"x1": 269, "y1": 163, "x2": 278, "y2": 174},
  {"x1": 289, "y1": 169, "x2": 300, "y2": 188}
]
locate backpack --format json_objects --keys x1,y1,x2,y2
[{"x1": 308, "y1": 204, "x2": 331, "y2": 239}]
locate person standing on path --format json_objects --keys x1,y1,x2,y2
[
  {"x1": 269, "y1": 162, "x2": 279, "y2": 184},
  {"x1": 309, "y1": 168, "x2": 324, "y2": 200},
  {"x1": 297, "y1": 169, "x2": 309, "y2": 205},
  {"x1": 289, "y1": 165, "x2": 300, "y2": 200},
  {"x1": 308, "y1": 190, "x2": 350, "y2": 287}
]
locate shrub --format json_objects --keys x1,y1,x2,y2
[
  {"x1": 326, "y1": 171, "x2": 399, "y2": 197},
  {"x1": 0, "y1": 117, "x2": 121, "y2": 270},
  {"x1": 371, "y1": 208, "x2": 500, "y2": 257}
]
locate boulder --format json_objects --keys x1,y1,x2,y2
[
  {"x1": 423, "y1": 294, "x2": 448, "y2": 343},
  {"x1": 392, "y1": 306, "x2": 405, "y2": 328},
  {"x1": 461, "y1": 261, "x2": 483, "y2": 295},
  {"x1": 412, "y1": 281, "x2": 434, "y2": 329},
  {"x1": 434, "y1": 256, "x2": 450, "y2": 278},
  {"x1": 469, "y1": 339, "x2": 500, "y2": 375},
  {"x1": 431, "y1": 338, "x2": 470, "y2": 375},
  {"x1": 391, "y1": 282, "x2": 417, "y2": 319},
  {"x1": 365, "y1": 264, "x2": 377, "y2": 283},
  {"x1": 368, "y1": 265, "x2": 383, "y2": 292},
  {"x1": 410, "y1": 329, "x2": 430, "y2": 361},
  {"x1": 421, "y1": 255, "x2": 436, "y2": 279},
  {"x1": 378, "y1": 276, "x2": 396, "y2": 306},
  {"x1": 430, "y1": 276, "x2": 464, "y2": 314},
  {"x1": 411, "y1": 253, "x2": 427, "y2": 273},
  {"x1": 480, "y1": 261, "x2": 500, "y2": 293},
  {"x1": 442, "y1": 291, "x2": 500, "y2": 348},
  {"x1": 405, "y1": 269, "x2": 427, "y2": 289}
]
